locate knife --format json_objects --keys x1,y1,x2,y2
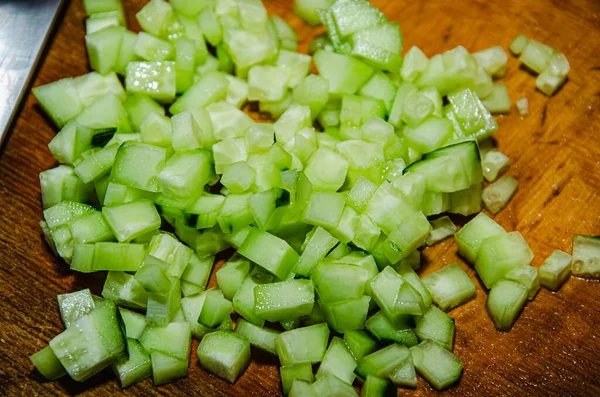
[{"x1": 0, "y1": 0, "x2": 66, "y2": 147}]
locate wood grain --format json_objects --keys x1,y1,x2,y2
[{"x1": 1, "y1": 0, "x2": 599, "y2": 396}]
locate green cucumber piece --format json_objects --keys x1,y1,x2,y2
[
  {"x1": 362, "y1": 375, "x2": 396, "y2": 397},
  {"x1": 321, "y1": 296, "x2": 371, "y2": 334},
  {"x1": 281, "y1": 363, "x2": 315, "y2": 396},
  {"x1": 33, "y1": 78, "x2": 83, "y2": 128},
  {"x1": 238, "y1": 229, "x2": 299, "y2": 280},
  {"x1": 316, "y1": 337, "x2": 357, "y2": 385},
  {"x1": 112, "y1": 338, "x2": 152, "y2": 388},
  {"x1": 539, "y1": 250, "x2": 572, "y2": 291},
  {"x1": 118, "y1": 307, "x2": 146, "y2": 340},
  {"x1": 125, "y1": 61, "x2": 176, "y2": 102},
  {"x1": 364, "y1": 311, "x2": 418, "y2": 347},
  {"x1": 473, "y1": 46, "x2": 508, "y2": 78},
  {"x1": 486, "y1": 279, "x2": 528, "y2": 331},
  {"x1": 101, "y1": 271, "x2": 149, "y2": 310},
  {"x1": 86, "y1": 25, "x2": 126, "y2": 74},
  {"x1": 314, "y1": 372, "x2": 359, "y2": 397},
  {"x1": 136, "y1": 0, "x2": 175, "y2": 37},
  {"x1": 140, "y1": 322, "x2": 191, "y2": 361},
  {"x1": 254, "y1": 279, "x2": 314, "y2": 322},
  {"x1": 355, "y1": 343, "x2": 411, "y2": 380},
  {"x1": 198, "y1": 289, "x2": 233, "y2": 328},
  {"x1": 197, "y1": 331, "x2": 251, "y2": 383},
  {"x1": 314, "y1": 49, "x2": 374, "y2": 95},
  {"x1": 482, "y1": 175, "x2": 518, "y2": 214},
  {"x1": 422, "y1": 263, "x2": 476, "y2": 311},
  {"x1": 276, "y1": 323, "x2": 330, "y2": 366},
  {"x1": 389, "y1": 355, "x2": 417, "y2": 388},
  {"x1": 147, "y1": 350, "x2": 187, "y2": 385},
  {"x1": 30, "y1": 346, "x2": 67, "y2": 381},
  {"x1": 102, "y1": 199, "x2": 161, "y2": 242},
  {"x1": 49, "y1": 300, "x2": 126, "y2": 381},
  {"x1": 57, "y1": 289, "x2": 96, "y2": 328},
  {"x1": 572, "y1": 235, "x2": 600, "y2": 279},
  {"x1": 343, "y1": 330, "x2": 378, "y2": 361},
  {"x1": 482, "y1": 83, "x2": 511, "y2": 114},
  {"x1": 475, "y1": 231, "x2": 534, "y2": 289},
  {"x1": 216, "y1": 256, "x2": 251, "y2": 300},
  {"x1": 313, "y1": 262, "x2": 368, "y2": 303},
  {"x1": 110, "y1": 142, "x2": 166, "y2": 192},
  {"x1": 454, "y1": 213, "x2": 506, "y2": 264},
  {"x1": 233, "y1": 269, "x2": 274, "y2": 327},
  {"x1": 146, "y1": 278, "x2": 182, "y2": 326},
  {"x1": 410, "y1": 340, "x2": 463, "y2": 390},
  {"x1": 504, "y1": 265, "x2": 540, "y2": 299},
  {"x1": 234, "y1": 319, "x2": 280, "y2": 355},
  {"x1": 415, "y1": 306, "x2": 455, "y2": 351},
  {"x1": 482, "y1": 150, "x2": 510, "y2": 183}
]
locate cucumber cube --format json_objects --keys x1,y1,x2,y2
[
  {"x1": 276, "y1": 323, "x2": 330, "y2": 366},
  {"x1": 316, "y1": 337, "x2": 357, "y2": 385},
  {"x1": 234, "y1": 319, "x2": 280, "y2": 355},
  {"x1": 49, "y1": 300, "x2": 126, "y2": 381},
  {"x1": 140, "y1": 322, "x2": 191, "y2": 361},
  {"x1": 415, "y1": 306, "x2": 455, "y2": 351},
  {"x1": 281, "y1": 363, "x2": 314, "y2": 396},
  {"x1": 86, "y1": 25, "x2": 126, "y2": 74},
  {"x1": 158, "y1": 149, "x2": 214, "y2": 203},
  {"x1": 410, "y1": 340, "x2": 463, "y2": 390},
  {"x1": 150, "y1": 351, "x2": 188, "y2": 385},
  {"x1": 486, "y1": 279, "x2": 528, "y2": 331},
  {"x1": 57, "y1": 289, "x2": 96, "y2": 328},
  {"x1": 93, "y1": 242, "x2": 146, "y2": 271},
  {"x1": 76, "y1": 93, "x2": 132, "y2": 134},
  {"x1": 112, "y1": 338, "x2": 152, "y2": 388},
  {"x1": 454, "y1": 213, "x2": 506, "y2": 264},
  {"x1": 369, "y1": 266, "x2": 405, "y2": 327},
  {"x1": 136, "y1": 0, "x2": 174, "y2": 37},
  {"x1": 384, "y1": 211, "x2": 431, "y2": 263},
  {"x1": 207, "y1": 101, "x2": 254, "y2": 141},
  {"x1": 135, "y1": 256, "x2": 172, "y2": 294},
  {"x1": 475, "y1": 231, "x2": 534, "y2": 289},
  {"x1": 572, "y1": 234, "x2": 600, "y2": 279},
  {"x1": 197, "y1": 331, "x2": 251, "y2": 383},
  {"x1": 314, "y1": 50, "x2": 374, "y2": 95},
  {"x1": 362, "y1": 376, "x2": 397, "y2": 396},
  {"x1": 302, "y1": 191, "x2": 345, "y2": 229},
  {"x1": 216, "y1": 256, "x2": 251, "y2": 300},
  {"x1": 146, "y1": 278, "x2": 182, "y2": 326},
  {"x1": 397, "y1": 262, "x2": 432, "y2": 307},
  {"x1": 355, "y1": 343, "x2": 411, "y2": 380},
  {"x1": 422, "y1": 263, "x2": 476, "y2": 311},
  {"x1": 312, "y1": 263, "x2": 368, "y2": 303},
  {"x1": 111, "y1": 142, "x2": 166, "y2": 192},
  {"x1": 364, "y1": 311, "x2": 418, "y2": 347},
  {"x1": 314, "y1": 372, "x2": 358, "y2": 396},
  {"x1": 118, "y1": 308, "x2": 147, "y2": 340},
  {"x1": 199, "y1": 289, "x2": 233, "y2": 328},
  {"x1": 238, "y1": 229, "x2": 299, "y2": 280},
  {"x1": 102, "y1": 199, "x2": 161, "y2": 242},
  {"x1": 30, "y1": 346, "x2": 67, "y2": 381},
  {"x1": 482, "y1": 175, "x2": 519, "y2": 214},
  {"x1": 389, "y1": 355, "x2": 417, "y2": 388},
  {"x1": 125, "y1": 61, "x2": 176, "y2": 102},
  {"x1": 504, "y1": 265, "x2": 540, "y2": 299},
  {"x1": 33, "y1": 79, "x2": 83, "y2": 128},
  {"x1": 169, "y1": 71, "x2": 229, "y2": 115},
  {"x1": 539, "y1": 250, "x2": 572, "y2": 291},
  {"x1": 254, "y1": 279, "x2": 314, "y2": 322},
  {"x1": 304, "y1": 148, "x2": 349, "y2": 192},
  {"x1": 321, "y1": 296, "x2": 371, "y2": 334},
  {"x1": 343, "y1": 330, "x2": 378, "y2": 361},
  {"x1": 102, "y1": 271, "x2": 149, "y2": 310}
]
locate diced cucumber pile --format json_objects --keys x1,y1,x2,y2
[{"x1": 29, "y1": 0, "x2": 590, "y2": 394}]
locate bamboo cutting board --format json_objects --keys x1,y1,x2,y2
[{"x1": 1, "y1": 0, "x2": 600, "y2": 395}]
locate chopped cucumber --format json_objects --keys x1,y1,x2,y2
[
  {"x1": 482, "y1": 174, "x2": 518, "y2": 214},
  {"x1": 410, "y1": 340, "x2": 463, "y2": 390},
  {"x1": 197, "y1": 331, "x2": 251, "y2": 383},
  {"x1": 276, "y1": 323, "x2": 330, "y2": 366},
  {"x1": 281, "y1": 363, "x2": 314, "y2": 396},
  {"x1": 539, "y1": 250, "x2": 572, "y2": 290},
  {"x1": 422, "y1": 263, "x2": 476, "y2": 311},
  {"x1": 571, "y1": 235, "x2": 600, "y2": 279},
  {"x1": 30, "y1": 346, "x2": 67, "y2": 381},
  {"x1": 486, "y1": 280, "x2": 528, "y2": 331},
  {"x1": 455, "y1": 213, "x2": 506, "y2": 265},
  {"x1": 316, "y1": 337, "x2": 357, "y2": 385}
]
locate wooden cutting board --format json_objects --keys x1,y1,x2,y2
[{"x1": 1, "y1": 0, "x2": 599, "y2": 395}]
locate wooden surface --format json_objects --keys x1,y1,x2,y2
[{"x1": 1, "y1": 0, "x2": 600, "y2": 395}]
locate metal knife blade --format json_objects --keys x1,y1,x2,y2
[{"x1": 0, "y1": 0, "x2": 65, "y2": 147}]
